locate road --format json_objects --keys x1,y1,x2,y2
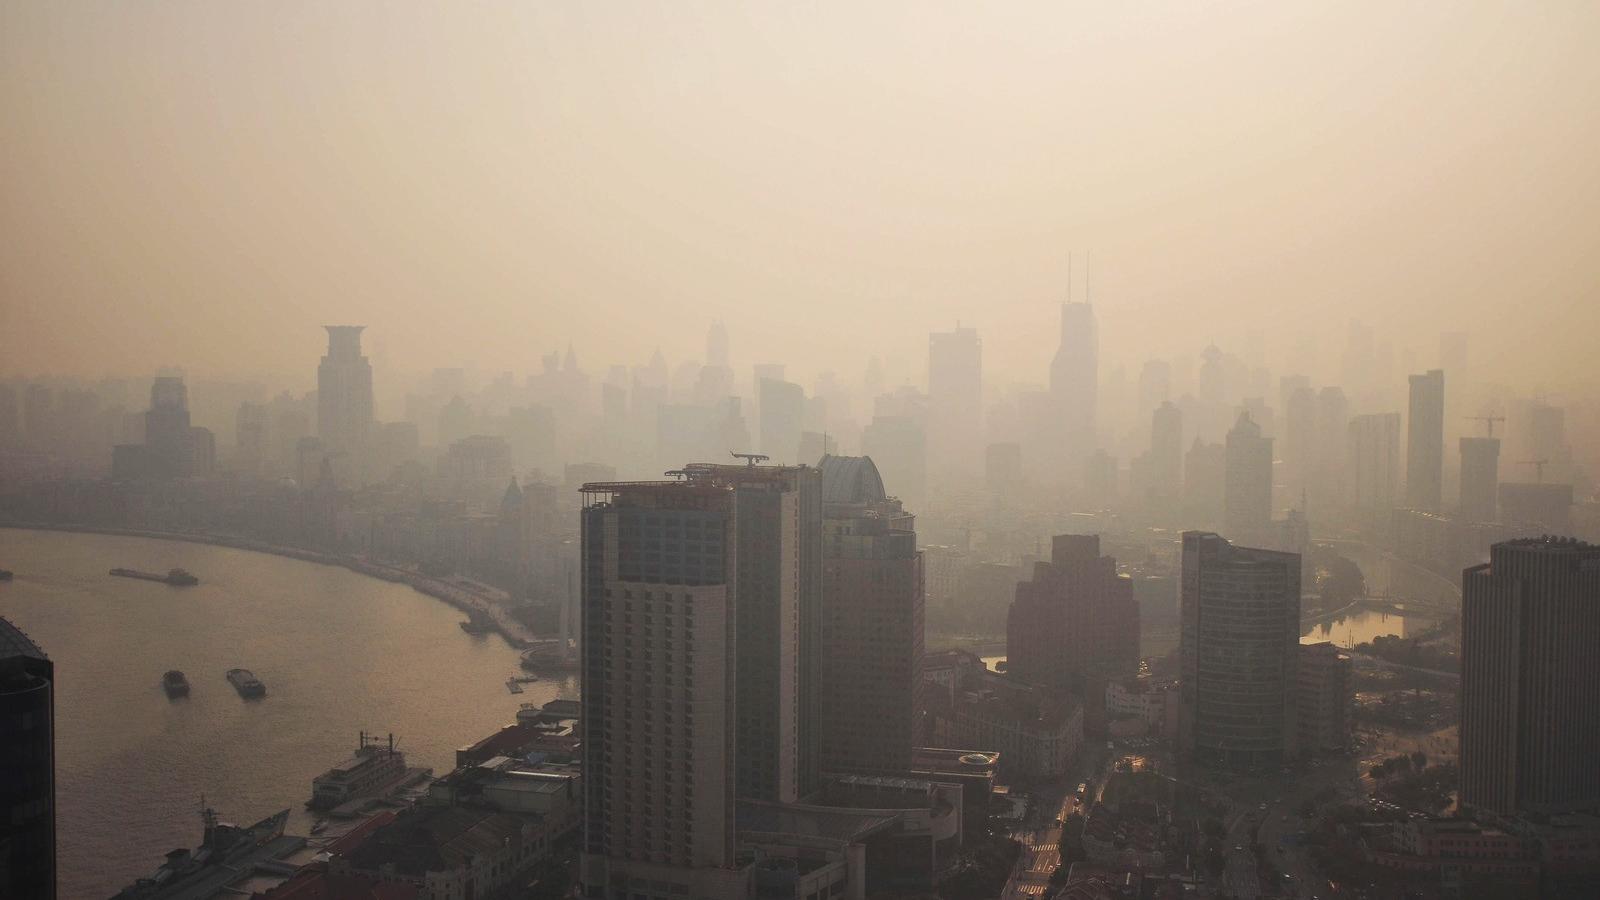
[{"x1": 1000, "y1": 750, "x2": 1110, "y2": 899}]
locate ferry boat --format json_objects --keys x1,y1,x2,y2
[
  {"x1": 308, "y1": 731, "x2": 410, "y2": 810},
  {"x1": 0, "y1": 568, "x2": 13, "y2": 581},
  {"x1": 163, "y1": 670, "x2": 190, "y2": 698},
  {"x1": 226, "y1": 668, "x2": 266, "y2": 698},
  {"x1": 111, "y1": 567, "x2": 199, "y2": 586}
]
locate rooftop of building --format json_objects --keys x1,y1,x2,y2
[
  {"x1": 737, "y1": 800, "x2": 898, "y2": 843},
  {"x1": 0, "y1": 616, "x2": 47, "y2": 662},
  {"x1": 341, "y1": 805, "x2": 532, "y2": 876},
  {"x1": 908, "y1": 747, "x2": 1001, "y2": 775},
  {"x1": 818, "y1": 454, "x2": 887, "y2": 505}
]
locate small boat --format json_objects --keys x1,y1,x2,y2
[
  {"x1": 163, "y1": 670, "x2": 190, "y2": 698},
  {"x1": 459, "y1": 610, "x2": 493, "y2": 635},
  {"x1": 505, "y1": 678, "x2": 524, "y2": 694},
  {"x1": 226, "y1": 668, "x2": 266, "y2": 699},
  {"x1": 110, "y1": 567, "x2": 199, "y2": 586},
  {"x1": 0, "y1": 569, "x2": 13, "y2": 581}
]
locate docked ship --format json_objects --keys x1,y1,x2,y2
[
  {"x1": 459, "y1": 610, "x2": 493, "y2": 635},
  {"x1": 112, "y1": 804, "x2": 297, "y2": 900},
  {"x1": 226, "y1": 668, "x2": 266, "y2": 698},
  {"x1": 308, "y1": 731, "x2": 411, "y2": 811},
  {"x1": 111, "y1": 567, "x2": 200, "y2": 586},
  {"x1": 163, "y1": 670, "x2": 190, "y2": 698}
]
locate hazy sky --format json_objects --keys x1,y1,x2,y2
[{"x1": 3, "y1": 2, "x2": 1597, "y2": 390}]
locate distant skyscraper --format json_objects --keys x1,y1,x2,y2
[
  {"x1": 1310, "y1": 387, "x2": 1349, "y2": 515},
  {"x1": 927, "y1": 325, "x2": 982, "y2": 475},
  {"x1": 757, "y1": 377, "x2": 804, "y2": 463},
  {"x1": 1458, "y1": 436, "x2": 1500, "y2": 523},
  {"x1": 316, "y1": 325, "x2": 374, "y2": 474},
  {"x1": 1460, "y1": 538, "x2": 1600, "y2": 816},
  {"x1": 1007, "y1": 534, "x2": 1139, "y2": 690},
  {"x1": 0, "y1": 617, "x2": 55, "y2": 898},
  {"x1": 817, "y1": 456, "x2": 922, "y2": 775},
  {"x1": 1405, "y1": 369, "x2": 1445, "y2": 511},
  {"x1": 1050, "y1": 301, "x2": 1098, "y2": 469},
  {"x1": 144, "y1": 375, "x2": 192, "y2": 477},
  {"x1": 985, "y1": 442, "x2": 1023, "y2": 497},
  {"x1": 1179, "y1": 532, "x2": 1301, "y2": 769},
  {"x1": 1224, "y1": 411, "x2": 1273, "y2": 541}
]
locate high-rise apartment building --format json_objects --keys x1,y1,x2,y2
[
  {"x1": 926, "y1": 326, "x2": 982, "y2": 476},
  {"x1": 1283, "y1": 386, "x2": 1316, "y2": 496},
  {"x1": 316, "y1": 325, "x2": 374, "y2": 473},
  {"x1": 1224, "y1": 412, "x2": 1273, "y2": 541},
  {"x1": 578, "y1": 477, "x2": 742, "y2": 896},
  {"x1": 1460, "y1": 537, "x2": 1600, "y2": 816},
  {"x1": 817, "y1": 456, "x2": 922, "y2": 775},
  {"x1": 1, "y1": 617, "x2": 54, "y2": 899},
  {"x1": 1405, "y1": 369, "x2": 1445, "y2": 511},
  {"x1": 1050, "y1": 301, "x2": 1098, "y2": 469},
  {"x1": 1179, "y1": 532, "x2": 1301, "y2": 769},
  {"x1": 1347, "y1": 413, "x2": 1401, "y2": 514},
  {"x1": 1006, "y1": 535, "x2": 1139, "y2": 690},
  {"x1": 578, "y1": 461, "x2": 823, "y2": 900},
  {"x1": 1458, "y1": 437, "x2": 1500, "y2": 523}
]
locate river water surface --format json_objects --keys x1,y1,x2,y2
[{"x1": 0, "y1": 528, "x2": 576, "y2": 899}]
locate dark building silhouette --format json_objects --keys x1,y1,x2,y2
[
  {"x1": 144, "y1": 375, "x2": 192, "y2": 477},
  {"x1": 0, "y1": 617, "x2": 54, "y2": 899},
  {"x1": 1461, "y1": 538, "x2": 1600, "y2": 816},
  {"x1": 1406, "y1": 369, "x2": 1445, "y2": 511},
  {"x1": 1006, "y1": 534, "x2": 1139, "y2": 690},
  {"x1": 817, "y1": 455, "x2": 922, "y2": 774},
  {"x1": 1179, "y1": 532, "x2": 1300, "y2": 769}
]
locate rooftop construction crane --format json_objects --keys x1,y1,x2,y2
[{"x1": 1466, "y1": 414, "x2": 1506, "y2": 438}]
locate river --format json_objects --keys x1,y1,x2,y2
[{"x1": 0, "y1": 528, "x2": 576, "y2": 899}]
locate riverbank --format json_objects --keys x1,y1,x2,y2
[{"x1": 0, "y1": 522, "x2": 542, "y2": 648}]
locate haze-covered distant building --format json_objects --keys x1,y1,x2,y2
[
  {"x1": 1348, "y1": 412, "x2": 1401, "y2": 519},
  {"x1": 1050, "y1": 300, "x2": 1098, "y2": 471},
  {"x1": 1223, "y1": 411, "x2": 1273, "y2": 542},
  {"x1": 1459, "y1": 436, "x2": 1501, "y2": 523},
  {"x1": 317, "y1": 326, "x2": 374, "y2": 478},
  {"x1": 1406, "y1": 369, "x2": 1445, "y2": 512}
]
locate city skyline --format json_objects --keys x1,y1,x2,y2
[{"x1": 4, "y1": 4, "x2": 1600, "y2": 388}]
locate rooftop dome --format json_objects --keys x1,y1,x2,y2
[{"x1": 818, "y1": 454, "x2": 887, "y2": 504}]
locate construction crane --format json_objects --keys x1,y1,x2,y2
[
  {"x1": 1465, "y1": 414, "x2": 1506, "y2": 438},
  {"x1": 731, "y1": 452, "x2": 769, "y2": 467},
  {"x1": 1517, "y1": 459, "x2": 1550, "y2": 482}
]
